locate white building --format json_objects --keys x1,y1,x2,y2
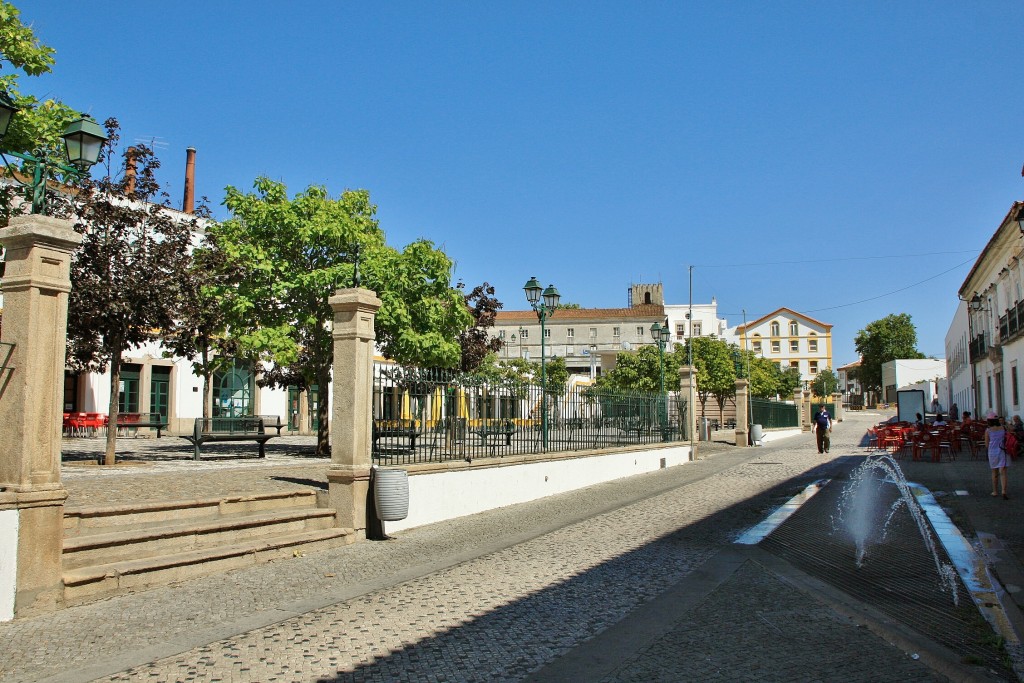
[
  {"x1": 881, "y1": 358, "x2": 947, "y2": 406},
  {"x1": 734, "y1": 308, "x2": 833, "y2": 381},
  {"x1": 944, "y1": 299, "x2": 973, "y2": 417},
  {"x1": 663, "y1": 299, "x2": 730, "y2": 351},
  {"x1": 956, "y1": 201, "x2": 1024, "y2": 420}
]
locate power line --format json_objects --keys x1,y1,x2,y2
[
  {"x1": 695, "y1": 250, "x2": 977, "y2": 268},
  {"x1": 720, "y1": 256, "x2": 976, "y2": 317}
]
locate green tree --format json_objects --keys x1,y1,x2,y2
[
  {"x1": 213, "y1": 177, "x2": 471, "y2": 456},
  {"x1": 744, "y1": 352, "x2": 781, "y2": 399},
  {"x1": 853, "y1": 313, "x2": 924, "y2": 394},
  {"x1": 597, "y1": 344, "x2": 679, "y2": 394},
  {"x1": 810, "y1": 368, "x2": 839, "y2": 399},
  {"x1": 682, "y1": 336, "x2": 736, "y2": 419},
  {"x1": 66, "y1": 124, "x2": 198, "y2": 466},
  {"x1": 777, "y1": 365, "x2": 803, "y2": 398},
  {"x1": 0, "y1": 2, "x2": 83, "y2": 221}
]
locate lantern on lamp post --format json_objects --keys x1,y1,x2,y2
[{"x1": 524, "y1": 276, "x2": 560, "y2": 450}]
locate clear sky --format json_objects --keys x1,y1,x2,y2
[{"x1": 21, "y1": 1, "x2": 1024, "y2": 368}]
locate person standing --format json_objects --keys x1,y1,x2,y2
[
  {"x1": 814, "y1": 405, "x2": 832, "y2": 454},
  {"x1": 985, "y1": 413, "x2": 1010, "y2": 499}
]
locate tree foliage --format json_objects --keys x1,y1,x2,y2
[
  {"x1": 683, "y1": 336, "x2": 736, "y2": 417},
  {"x1": 596, "y1": 344, "x2": 678, "y2": 394},
  {"x1": 810, "y1": 367, "x2": 839, "y2": 399},
  {"x1": 853, "y1": 313, "x2": 923, "y2": 393},
  {"x1": 67, "y1": 121, "x2": 198, "y2": 465},
  {"x1": 212, "y1": 177, "x2": 471, "y2": 455},
  {"x1": 457, "y1": 281, "x2": 503, "y2": 372}
]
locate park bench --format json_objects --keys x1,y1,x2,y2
[
  {"x1": 114, "y1": 412, "x2": 170, "y2": 438},
  {"x1": 372, "y1": 419, "x2": 418, "y2": 454},
  {"x1": 180, "y1": 416, "x2": 280, "y2": 461},
  {"x1": 472, "y1": 419, "x2": 516, "y2": 448}
]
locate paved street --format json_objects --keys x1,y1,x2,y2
[{"x1": 0, "y1": 412, "x2": 1008, "y2": 682}]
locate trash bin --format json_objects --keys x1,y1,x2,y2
[
  {"x1": 699, "y1": 417, "x2": 711, "y2": 441},
  {"x1": 750, "y1": 423, "x2": 764, "y2": 446},
  {"x1": 373, "y1": 467, "x2": 409, "y2": 521}
]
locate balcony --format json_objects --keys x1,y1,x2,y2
[
  {"x1": 969, "y1": 333, "x2": 987, "y2": 363},
  {"x1": 999, "y1": 300, "x2": 1024, "y2": 345}
]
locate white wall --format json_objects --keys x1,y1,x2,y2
[
  {"x1": 0, "y1": 509, "x2": 17, "y2": 622},
  {"x1": 384, "y1": 445, "x2": 692, "y2": 533}
]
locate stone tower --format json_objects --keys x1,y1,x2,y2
[{"x1": 629, "y1": 283, "x2": 664, "y2": 307}]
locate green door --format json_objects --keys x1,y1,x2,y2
[
  {"x1": 308, "y1": 384, "x2": 320, "y2": 432},
  {"x1": 119, "y1": 364, "x2": 141, "y2": 413},
  {"x1": 150, "y1": 367, "x2": 171, "y2": 419},
  {"x1": 213, "y1": 361, "x2": 254, "y2": 419},
  {"x1": 287, "y1": 386, "x2": 301, "y2": 431}
]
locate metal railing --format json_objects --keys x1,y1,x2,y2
[
  {"x1": 750, "y1": 397, "x2": 799, "y2": 429},
  {"x1": 371, "y1": 362, "x2": 688, "y2": 465}
]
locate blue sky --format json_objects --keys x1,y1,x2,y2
[{"x1": 21, "y1": 1, "x2": 1024, "y2": 367}]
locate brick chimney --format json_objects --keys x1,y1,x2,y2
[
  {"x1": 183, "y1": 147, "x2": 196, "y2": 214},
  {"x1": 124, "y1": 146, "x2": 137, "y2": 195}
]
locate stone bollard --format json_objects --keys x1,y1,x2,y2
[
  {"x1": 735, "y1": 379, "x2": 749, "y2": 447},
  {"x1": 832, "y1": 391, "x2": 844, "y2": 422},
  {"x1": 326, "y1": 288, "x2": 382, "y2": 540},
  {"x1": 0, "y1": 215, "x2": 82, "y2": 620}
]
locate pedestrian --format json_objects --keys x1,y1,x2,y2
[
  {"x1": 814, "y1": 404, "x2": 832, "y2": 454},
  {"x1": 931, "y1": 396, "x2": 941, "y2": 415},
  {"x1": 950, "y1": 403, "x2": 960, "y2": 422},
  {"x1": 985, "y1": 412, "x2": 1010, "y2": 500}
]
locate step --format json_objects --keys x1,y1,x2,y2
[
  {"x1": 64, "y1": 489, "x2": 321, "y2": 537},
  {"x1": 63, "y1": 507, "x2": 339, "y2": 570},
  {"x1": 63, "y1": 526, "x2": 355, "y2": 605}
]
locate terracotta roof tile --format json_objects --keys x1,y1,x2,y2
[{"x1": 496, "y1": 304, "x2": 665, "y2": 322}]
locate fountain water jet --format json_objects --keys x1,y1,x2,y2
[{"x1": 836, "y1": 454, "x2": 960, "y2": 606}]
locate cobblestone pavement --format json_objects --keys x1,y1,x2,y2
[{"x1": 0, "y1": 414, "x2": 985, "y2": 682}]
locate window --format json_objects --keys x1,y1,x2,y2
[
  {"x1": 544, "y1": 328, "x2": 551, "y2": 338},
  {"x1": 753, "y1": 341, "x2": 762, "y2": 353},
  {"x1": 790, "y1": 340, "x2": 799, "y2": 352},
  {"x1": 637, "y1": 326, "x2": 645, "y2": 337},
  {"x1": 809, "y1": 339, "x2": 818, "y2": 352},
  {"x1": 119, "y1": 364, "x2": 141, "y2": 413},
  {"x1": 692, "y1": 322, "x2": 702, "y2": 336},
  {"x1": 589, "y1": 327, "x2": 597, "y2": 339},
  {"x1": 809, "y1": 361, "x2": 819, "y2": 374},
  {"x1": 498, "y1": 330, "x2": 505, "y2": 339},
  {"x1": 566, "y1": 328, "x2": 575, "y2": 340},
  {"x1": 771, "y1": 340, "x2": 781, "y2": 353},
  {"x1": 520, "y1": 329, "x2": 529, "y2": 340},
  {"x1": 676, "y1": 323, "x2": 685, "y2": 339},
  {"x1": 613, "y1": 327, "x2": 620, "y2": 337},
  {"x1": 566, "y1": 346, "x2": 574, "y2": 355},
  {"x1": 790, "y1": 321, "x2": 799, "y2": 336},
  {"x1": 770, "y1": 321, "x2": 780, "y2": 336},
  {"x1": 1013, "y1": 365, "x2": 1020, "y2": 407}
]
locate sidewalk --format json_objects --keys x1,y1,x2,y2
[{"x1": 0, "y1": 413, "x2": 1018, "y2": 681}]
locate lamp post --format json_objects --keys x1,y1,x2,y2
[
  {"x1": 651, "y1": 321, "x2": 669, "y2": 439},
  {"x1": 524, "y1": 276, "x2": 560, "y2": 450},
  {"x1": 0, "y1": 92, "x2": 107, "y2": 215}
]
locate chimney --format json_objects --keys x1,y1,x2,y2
[
  {"x1": 183, "y1": 146, "x2": 196, "y2": 214},
  {"x1": 125, "y1": 146, "x2": 137, "y2": 195}
]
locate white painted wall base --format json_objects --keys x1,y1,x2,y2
[
  {"x1": 0, "y1": 508, "x2": 18, "y2": 622},
  {"x1": 759, "y1": 428, "x2": 802, "y2": 444},
  {"x1": 384, "y1": 445, "x2": 692, "y2": 533}
]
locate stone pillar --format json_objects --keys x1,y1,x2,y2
[
  {"x1": 832, "y1": 391, "x2": 844, "y2": 422},
  {"x1": 0, "y1": 215, "x2": 82, "y2": 619},
  {"x1": 678, "y1": 366, "x2": 697, "y2": 458},
  {"x1": 326, "y1": 288, "x2": 381, "y2": 540},
  {"x1": 734, "y1": 379, "x2": 750, "y2": 447},
  {"x1": 801, "y1": 390, "x2": 812, "y2": 431}
]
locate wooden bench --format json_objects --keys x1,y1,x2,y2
[
  {"x1": 114, "y1": 412, "x2": 170, "y2": 438},
  {"x1": 253, "y1": 414, "x2": 286, "y2": 435},
  {"x1": 372, "y1": 419, "x2": 418, "y2": 454},
  {"x1": 180, "y1": 417, "x2": 280, "y2": 461}
]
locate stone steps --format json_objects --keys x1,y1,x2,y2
[{"x1": 61, "y1": 489, "x2": 352, "y2": 604}]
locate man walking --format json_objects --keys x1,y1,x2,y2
[{"x1": 814, "y1": 404, "x2": 832, "y2": 454}]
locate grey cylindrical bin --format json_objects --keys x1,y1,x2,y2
[
  {"x1": 750, "y1": 423, "x2": 764, "y2": 445},
  {"x1": 373, "y1": 467, "x2": 409, "y2": 521},
  {"x1": 699, "y1": 417, "x2": 711, "y2": 441}
]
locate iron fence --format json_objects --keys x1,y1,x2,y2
[
  {"x1": 750, "y1": 397, "x2": 799, "y2": 429},
  {"x1": 371, "y1": 362, "x2": 688, "y2": 465}
]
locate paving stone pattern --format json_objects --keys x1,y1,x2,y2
[
  {"x1": 0, "y1": 414, "x2": 966, "y2": 682},
  {"x1": 597, "y1": 560, "x2": 945, "y2": 683}
]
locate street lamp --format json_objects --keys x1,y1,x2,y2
[
  {"x1": 0, "y1": 92, "x2": 107, "y2": 215},
  {"x1": 651, "y1": 321, "x2": 669, "y2": 439},
  {"x1": 524, "y1": 276, "x2": 560, "y2": 450}
]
